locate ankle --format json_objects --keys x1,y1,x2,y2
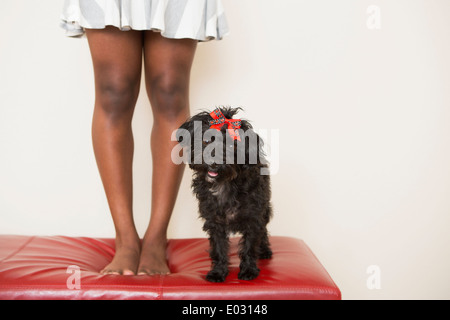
[
  {"x1": 142, "y1": 231, "x2": 167, "y2": 246},
  {"x1": 115, "y1": 231, "x2": 141, "y2": 249}
]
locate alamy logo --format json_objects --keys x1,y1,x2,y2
[
  {"x1": 366, "y1": 265, "x2": 381, "y2": 290},
  {"x1": 66, "y1": 265, "x2": 81, "y2": 290},
  {"x1": 171, "y1": 123, "x2": 279, "y2": 175},
  {"x1": 367, "y1": 5, "x2": 382, "y2": 30}
]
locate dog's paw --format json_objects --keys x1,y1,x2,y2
[
  {"x1": 238, "y1": 267, "x2": 260, "y2": 281},
  {"x1": 206, "y1": 269, "x2": 228, "y2": 283}
]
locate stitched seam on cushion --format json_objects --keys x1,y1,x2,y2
[
  {"x1": 0, "y1": 284, "x2": 337, "y2": 291},
  {"x1": 158, "y1": 285, "x2": 340, "y2": 295},
  {"x1": 0, "y1": 284, "x2": 161, "y2": 289},
  {"x1": 0, "y1": 284, "x2": 341, "y2": 299},
  {"x1": 0, "y1": 236, "x2": 35, "y2": 264}
]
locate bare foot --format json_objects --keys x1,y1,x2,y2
[
  {"x1": 101, "y1": 237, "x2": 141, "y2": 276},
  {"x1": 137, "y1": 236, "x2": 170, "y2": 275}
]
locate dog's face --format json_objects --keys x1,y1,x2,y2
[{"x1": 177, "y1": 107, "x2": 265, "y2": 183}]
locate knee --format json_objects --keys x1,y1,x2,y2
[
  {"x1": 148, "y1": 74, "x2": 189, "y2": 121},
  {"x1": 96, "y1": 76, "x2": 140, "y2": 120}
]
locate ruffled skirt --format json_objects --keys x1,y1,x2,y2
[{"x1": 60, "y1": 0, "x2": 229, "y2": 41}]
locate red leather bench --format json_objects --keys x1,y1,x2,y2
[{"x1": 0, "y1": 235, "x2": 341, "y2": 300}]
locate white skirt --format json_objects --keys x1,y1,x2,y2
[{"x1": 60, "y1": 0, "x2": 229, "y2": 41}]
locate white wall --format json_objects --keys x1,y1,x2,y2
[{"x1": 1, "y1": 0, "x2": 449, "y2": 300}]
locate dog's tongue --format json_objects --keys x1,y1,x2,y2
[{"x1": 208, "y1": 171, "x2": 219, "y2": 177}]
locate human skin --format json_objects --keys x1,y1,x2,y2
[{"x1": 85, "y1": 26, "x2": 197, "y2": 275}]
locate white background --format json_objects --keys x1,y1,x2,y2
[{"x1": 1, "y1": 0, "x2": 450, "y2": 299}]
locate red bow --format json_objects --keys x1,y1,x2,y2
[{"x1": 209, "y1": 108, "x2": 242, "y2": 141}]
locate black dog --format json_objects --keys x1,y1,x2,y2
[{"x1": 177, "y1": 107, "x2": 272, "y2": 282}]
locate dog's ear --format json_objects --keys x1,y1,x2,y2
[
  {"x1": 239, "y1": 118, "x2": 253, "y2": 131},
  {"x1": 177, "y1": 111, "x2": 214, "y2": 147},
  {"x1": 247, "y1": 129, "x2": 265, "y2": 165},
  {"x1": 235, "y1": 125, "x2": 265, "y2": 166}
]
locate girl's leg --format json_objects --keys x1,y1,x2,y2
[
  {"x1": 138, "y1": 31, "x2": 197, "y2": 275},
  {"x1": 85, "y1": 27, "x2": 143, "y2": 275}
]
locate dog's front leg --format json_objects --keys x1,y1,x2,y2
[
  {"x1": 238, "y1": 229, "x2": 261, "y2": 281},
  {"x1": 205, "y1": 225, "x2": 230, "y2": 282}
]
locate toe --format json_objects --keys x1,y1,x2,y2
[
  {"x1": 122, "y1": 269, "x2": 136, "y2": 276},
  {"x1": 137, "y1": 271, "x2": 149, "y2": 276},
  {"x1": 101, "y1": 269, "x2": 121, "y2": 275}
]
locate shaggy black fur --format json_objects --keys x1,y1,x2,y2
[{"x1": 177, "y1": 107, "x2": 272, "y2": 282}]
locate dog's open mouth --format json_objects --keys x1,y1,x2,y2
[{"x1": 207, "y1": 171, "x2": 219, "y2": 178}]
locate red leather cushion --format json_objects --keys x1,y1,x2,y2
[{"x1": 0, "y1": 235, "x2": 340, "y2": 300}]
